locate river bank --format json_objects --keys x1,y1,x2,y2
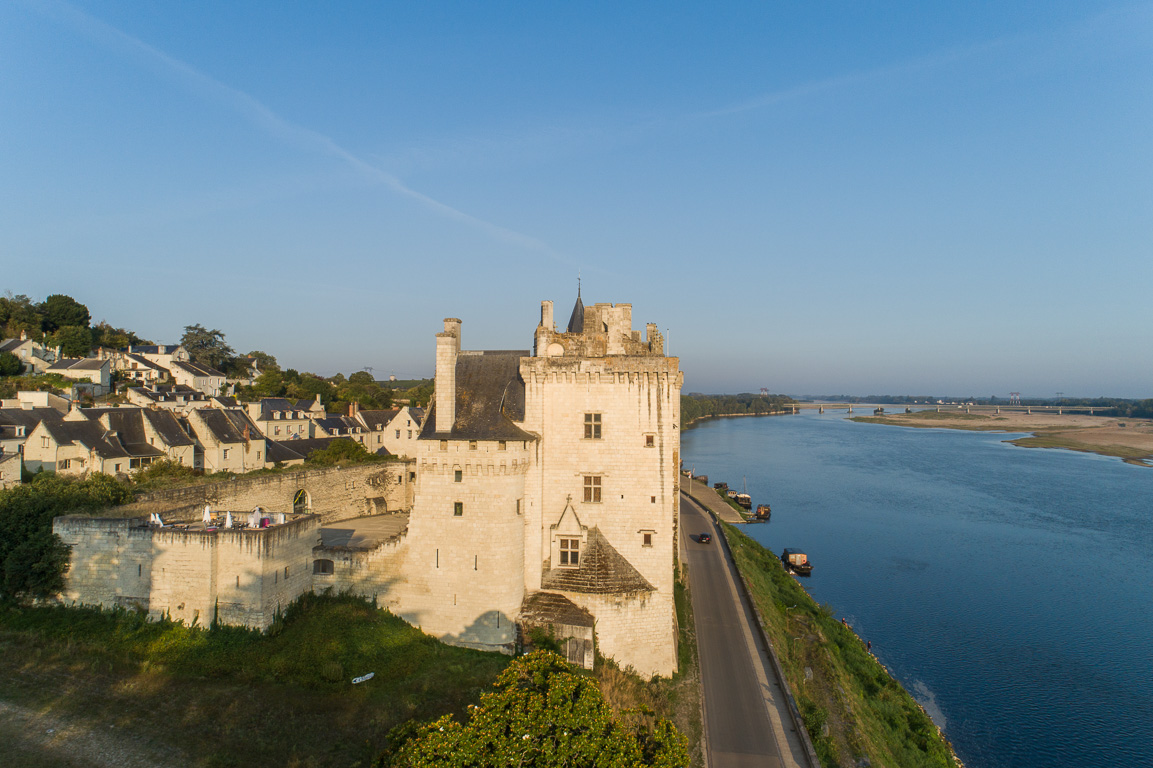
[
  {"x1": 683, "y1": 409, "x2": 791, "y2": 429},
  {"x1": 849, "y1": 409, "x2": 1153, "y2": 466},
  {"x1": 684, "y1": 471, "x2": 961, "y2": 767}
]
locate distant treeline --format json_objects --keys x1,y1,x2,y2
[
  {"x1": 681, "y1": 392, "x2": 795, "y2": 425},
  {"x1": 809, "y1": 394, "x2": 1153, "y2": 418}
]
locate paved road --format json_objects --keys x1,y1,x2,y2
[{"x1": 681, "y1": 494, "x2": 810, "y2": 768}]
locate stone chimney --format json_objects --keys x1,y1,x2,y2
[
  {"x1": 434, "y1": 318, "x2": 461, "y2": 433},
  {"x1": 541, "y1": 300, "x2": 554, "y2": 331},
  {"x1": 348, "y1": 401, "x2": 359, "y2": 417},
  {"x1": 64, "y1": 402, "x2": 87, "y2": 422}
]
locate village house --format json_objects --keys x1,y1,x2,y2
[
  {"x1": 355, "y1": 405, "x2": 425, "y2": 457},
  {"x1": 46, "y1": 358, "x2": 112, "y2": 395},
  {"x1": 166, "y1": 359, "x2": 227, "y2": 397},
  {"x1": 127, "y1": 384, "x2": 211, "y2": 412},
  {"x1": 185, "y1": 408, "x2": 267, "y2": 473},
  {"x1": 0, "y1": 331, "x2": 58, "y2": 374},
  {"x1": 22, "y1": 405, "x2": 196, "y2": 475},
  {"x1": 128, "y1": 344, "x2": 189, "y2": 370},
  {"x1": 245, "y1": 396, "x2": 325, "y2": 440},
  {"x1": 98, "y1": 349, "x2": 168, "y2": 386}
]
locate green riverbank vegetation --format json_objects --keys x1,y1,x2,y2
[
  {"x1": 721, "y1": 524, "x2": 959, "y2": 768},
  {"x1": 681, "y1": 393, "x2": 795, "y2": 427}
]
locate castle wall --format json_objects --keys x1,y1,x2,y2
[
  {"x1": 121, "y1": 461, "x2": 415, "y2": 523},
  {"x1": 54, "y1": 515, "x2": 321, "y2": 630},
  {"x1": 396, "y1": 439, "x2": 529, "y2": 652},
  {"x1": 54, "y1": 516, "x2": 154, "y2": 610},
  {"x1": 560, "y1": 589, "x2": 677, "y2": 679},
  {"x1": 313, "y1": 534, "x2": 410, "y2": 613}
]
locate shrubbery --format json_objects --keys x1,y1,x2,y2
[
  {"x1": 381, "y1": 650, "x2": 688, "y2": 767},
  {"x1": 0, "y1": 472, "x2": 131, "y2": 603}
]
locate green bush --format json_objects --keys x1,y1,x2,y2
[
  {"x1": 0, "y1": 473, "x2": 132, "y2": 603},
  {"x1": 381, "y1": 651, "x2": 689, "y2": 767}
]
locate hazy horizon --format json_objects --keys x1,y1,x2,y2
[{"x1": 4, "y1": 2, "x2": 1150, "y2": 398}]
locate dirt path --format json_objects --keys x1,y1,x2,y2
[{"x1": 0, "y1": 699, "x2": 187, "y2": 768}]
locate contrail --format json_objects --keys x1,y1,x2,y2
[{"x1": 24, "y1": 0, "x2": 570, "y2": 263}]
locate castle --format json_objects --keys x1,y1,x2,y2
[{"x1": 55, "y1": 294, "x2": 683, "y2": 677}]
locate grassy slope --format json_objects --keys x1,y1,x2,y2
[
  {"x1": 0, "y1": 594, "x2": 509, "y2": 768},
  {"x1": 721, "y1": 524, "x2": 958, "y2": 768},
  {"x1": 0, "y1": 589, "x2": 700, "y2": 768}
]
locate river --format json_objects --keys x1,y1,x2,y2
[{"x1": 681, "y1": 409, "x2": 1153, "y2": 768}]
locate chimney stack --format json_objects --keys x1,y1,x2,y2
[
  {"x1": 434, "y1": 318, "x2": 461, "y2": 433},
  {"x1": 541, "y1": 300, "x2": 554, "y2": 331}
]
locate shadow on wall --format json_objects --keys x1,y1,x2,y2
[{"x1": 399, "y1": 609, "x2": 516, "y2": 654}]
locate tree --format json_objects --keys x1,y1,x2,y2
[
  {"x1": 51, "y1": 325, "x2": 94, "y2": 358},
  {"x1": 181, "y1": 324, "x2": 235, "y2": 371},
  {"x1": 0, "y1": 351, "x2": 22, "y2": 376},
  {"x1": 0, "y1": 473, "x2": 132, "y2": 604},
  {"x1": 0, "y1": 293, "x2": 42, "y2": 338},
  {"x1": 247, "y1": 350, "x2": 280, "y2": 372},
  {"x1": 91, "y1": 320, "x2": 148, "y2": 350},
  {"x1": 40, "y1": 294, "x2": 91, "y2": 333},
  {"x1": 382, "y1": 651, "x2": 688, "y2": 767},
  {"x1": 348, "y1": 370, "x2": 375, "y2": 385},
  {"x1": 304, "y1": 438, "x2": 383, "y2": 466}
]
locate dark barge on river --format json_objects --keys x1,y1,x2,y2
[{"x1": 782, "y1": 548, "x2": 813, "y2": 576}]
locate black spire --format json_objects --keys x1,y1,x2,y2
[{"x1": 566, "y1": 276, "x2": 584, "y2": 333}]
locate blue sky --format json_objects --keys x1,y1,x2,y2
[{"x1": 2, "y1": 1, "x2": 1150, "y2": 398}]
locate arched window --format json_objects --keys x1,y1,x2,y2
[
  {"x1": 313, "y1": 559, "x2": 334, "y2": 575},
  {"x1": 293, "y1": 489, "x2": 310, "y2": 514}
]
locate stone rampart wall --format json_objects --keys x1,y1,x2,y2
[
  {"x1": 54, "y1": 514, "x2": 322, "y2": 630},
  {"x1": 121, "y1": 461, "x2": 415, "y2": 524}
]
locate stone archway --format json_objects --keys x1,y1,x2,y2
[{"x1": 293, "y1": 489, "x2": 310, "y2": 514}]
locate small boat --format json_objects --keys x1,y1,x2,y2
[
  {"x1": 874, "y1": 407, "x2": 885, "y2": 415},
  {"x1": 734, "y1": 493, "x2": 752, "y2": 510},
  {"x1": 754, "y1": 504, "x2": 771, "y2": 520},
  {"x1": 781, "y1": 548, "x2": 813, "y2": 576},
  {"x1": 713, "y1": 482, "x2": 728, "y2": 491}
]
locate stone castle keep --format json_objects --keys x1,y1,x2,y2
[{"x1": 55, "y1": 295, "x2": 684, "y2": 676}]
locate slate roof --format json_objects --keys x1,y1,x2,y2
[
  {"x1": 38, "y1": 418, "x2": 138, "y2": 460},
  {"x1": 316, "y1": 415, "x2": 363, "y2": 435},
  {"x1": 567, "y1": 287, "x2": 585, "y2": 334},
  {"x1": 121, "y1": 352, "x2": 165, "y2": 371},
  {"x1": 129, "y1": 384, "x2": 207, "y2": 403},
  {"x1": 0, "y1": 339, "x2": 23, "y2": 353},
  {"x1": 265, "y1": 439, "x2": 307, "y2": 463},
  {"x1": 48, "y1": 358, "x2": 106, "y2": 372},
  {"x1": 420, "y1": 351, "x2": 535, "y2": 441},
  {"x1": 0, "y1": 407, "x2": 62, "y2": 433},
  {"x1": 254, "y1": 398, "x2": 314, "y2": 419},
  {"x1": 128, "y1": 345, "x2": 182, "y2": 356},
  {"x1": 356, "y1": 408, "x2": 400, "y2": 430},
  {"x1": 195, "y1": 408, "x2": 263, "y2": 444},
  {"x1": 518, "y1": 592, "x2": 595, "y2": 628},
  {"x1": 541, "y1": 527, "x2": 654, "y2": 595},
  {"x1": 141, "y1": 409, "x2": 195, "y2": 446},
  {"x1": 169, "y1": 360, "x2": 225, "y2": 378},
  {"x1": 277, "y1": 437, "x2": 341, "y2": 457}
]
